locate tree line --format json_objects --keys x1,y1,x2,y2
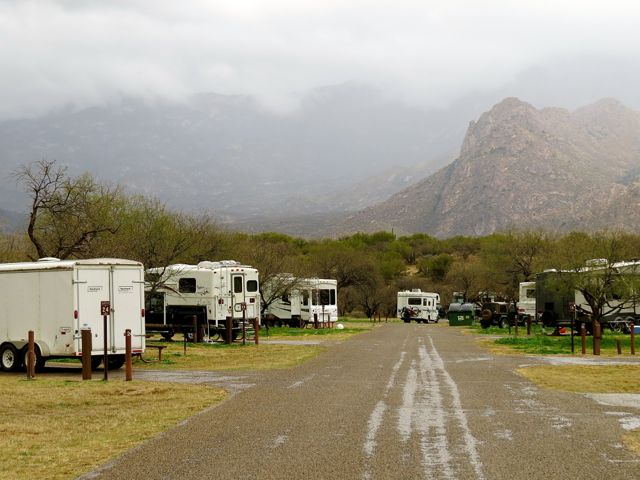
[{"x1": 3, "y1": 160, "x2": 640, "y2": 318}]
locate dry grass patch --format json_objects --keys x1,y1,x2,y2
[
  {"x1": 516, "y1": 364, "x2": 639, "y2": 393},
  {"x1": 518, "y1": 364, "x2": 640, "y2": 456},
  {"x1": 135, "y1": 342, "x2": 324, "y2": 371},
  {"x1": 0, "y1": 376, "x2": 225, "y2": 480}
]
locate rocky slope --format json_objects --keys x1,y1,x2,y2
[{"x1": 334, "y1": 97, "x2": 640, "y2": 237}]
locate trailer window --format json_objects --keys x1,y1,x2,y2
[
  {"x1": 247, "y1": 280, "x2": 258, "y2": 292},
  {"x1": 525, "y1": 288, "x2": 535, "y2": 299},
  {"x1": 331, "y1": 289, "x2": 336, "y2": 305},
  {"x1": 302, "y1": 291, "x2": 309, "y2": 305},
  {"x1": 233, "y1": 276, "x2": 243, "y2": 293},
  {"x1": 178, "y1": 278, "x2": 196, "y2": 293},
  {"x1": 408, "y1": 298, "x2": 421, "y2": 306}
]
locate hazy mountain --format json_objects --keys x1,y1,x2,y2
[
  {"x1": 0, "y1": 84, "x2": 468, "y2": 220},
  {"x1": 333, "y1": 97, "x2": 640, "y2": 237}
]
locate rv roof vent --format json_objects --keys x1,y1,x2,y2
[
  {"x1": 411, "y1": 288, "x2": 421, "y2": 293},
  {"x1": 38, "y1": 257, "x2": 60, "y2": 262}
]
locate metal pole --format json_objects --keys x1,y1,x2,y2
[
  {"x1": 103, "y1": 315, "x2": 108, "y2": 381},
  {"x1": 81, "y1": 329, "x2": 92, "y2": 380},
  {"x1": 27, "y1": 330, "x2": 35, "y2": 380},
  {"x1": 125, "y1": 329, "x2": 132, "y2": 381}
]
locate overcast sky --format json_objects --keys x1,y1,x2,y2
[{"x1": 1, "y1": 0, "x2": 639, "y2": 119}]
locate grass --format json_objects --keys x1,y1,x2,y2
[
  {"x1": 461, "y1": 322, "x2": 639, "y2": 356},
  {"x1": 133, "y1": 341, "x2": 325, "y2": 370},
  {"x1": 0, "y1": 376, "x2": 225, "y2": 480},
  {"x1": 260, "y1": 318, "x2": 376, "y2": 341},
  {"x1": 517, "y1": 364, "x2": 640, "y2": 455}
]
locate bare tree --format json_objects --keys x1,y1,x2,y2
[{"x1": 14, "y1": 160, "x2": 123, "y2": 259}]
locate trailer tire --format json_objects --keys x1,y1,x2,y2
[
  {"x1": 1, "y1": 344, "x2": 21, "y2": 372},
  {"x1": 107, "y1": 355, "x2": 126, "y2": 370},
  {"x1": 499, "y1": 317, "x2": 508, "y2": 329}
]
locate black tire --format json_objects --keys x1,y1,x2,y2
[
  {"x1": 161, "y1": 330, "x2": 175, "y2": 341},
  {"x1": 499, "y1": 317, "x2": 508, "y2": 329},
  {"x1": 91, "y1": 356, "x2": 103, "y2": 370},
  {"x1": 1, "y1": 344, "x2": 22, "y2": 372},
  {"x1": 403, "y1": 319, "x2": 410, "y2": 324},
  {"x1": 107, "y1": 355, "x2": 126, "y2": 370}
]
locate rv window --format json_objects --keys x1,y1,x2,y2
[
  {"x1": 302, "y1": 291, "x2": 309, "y2": 305},
  {"x1": 525, "y1": 288, "x2": 535, "y2": 299},
  {"x1": 247, "y1": 280, "x2": 258, "y2": 292},
  {"x1": 281, "y1": 294, "x2": 289, "y2": 302},
  {"x1": 408, "y1": 298, "x2": 421, "y2": 306},
  {"x1": 233, "y1": 276, "x2": 243, "y2": 294},
  {"x1": 319, "y1": 289, "x2": 332, "y2": 306},
  {"x1": 178, "y1": 278, "x2": 196, "y2": 293},
  {"x1": 330, "y1": 289, "x2": 336, "y2": 305}
]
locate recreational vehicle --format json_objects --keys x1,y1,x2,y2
[
  {"x1": 265, "y1": 277, "x2": 338, "y2": 327},
  {"x1": 397, "y1": 289, "x2": 440, "y2": 323},
  {"x1": 145, "y1": 260, "x2": 260, "y2": 340},
  {"x1": 0, "y1": 258, "x2": 146, "y2": 372},
  {"x1": 517, "y1": 281, "x2": 536, "y2": 320}
]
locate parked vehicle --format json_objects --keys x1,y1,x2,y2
[
  {"x1": 265, "y1": 277, "x2": 338, "y2": 327},
  {"x1": 517, "y1": 281, "x2": 536, "y2": 322},
  {"x1": 0, "y1": 258, "x2": 146, "y2": 372},
  {"x1": 536, "y1": 261, "x2": 640, "y2": 333},
  {"x1": 145, "y1": 260, "x2": 260, "y2": 341},
  {"x1": 397, "y1": 289, "x2": 440, "y2": 323},
  {"x1": 479, "y1": 301, "x2": 513, "y2": 329}
]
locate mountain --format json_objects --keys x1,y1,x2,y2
[
  {"x1": 334, "y1": 98, "x2": 640, "y2": 237},
  {"x1": 0, "y1": 84, "x2": 468, "y2": 220}
]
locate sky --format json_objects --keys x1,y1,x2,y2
[{"x1": 1, "y1": 0, "x2": 640, "y2": 119}]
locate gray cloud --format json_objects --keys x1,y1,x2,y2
[{"x1": 1, "y1": 0, "x2": 639, "y2": 119}]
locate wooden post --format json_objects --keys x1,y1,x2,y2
[
  {"x1": 314, "y1": 313, "x2": 318, "y2": 329},
  {"x1": 526, "y1": 316, "x2": 532, "y2": 336},
  {"x1": 125, "y1": 329, "x2": 132, "y2": 381},
  {"x1": 27, "y1": 330, "x2": 36, "y2": 380},
  {"x1": 630, "y1": 325, "x2": 635, "y2": 355},
  {"x1": 192, "y1": 315, "x2": 198, "y2": 343},
  {"x1": 226, "y1": 317, "x2": 233, "y2": 345},
  {"x1": 242, "y1": 309, "x2": 246, "y2": 346},
  {"x1": 593, "y1": 321, "x2": 601, "y2": 356},
  {"x1": 103, "y1": 315, "x2": 109, "y2": 381},
  {"x1": 616, "y1": 339, "x2": 621, "y2": 355},
  {"x1": 581, "y1": 323, "x2": 587, "y2": 355},
  {"x1": 81, "y1": 329, "x2": 92, "y2": 380},
  {"x1": 253, "y1": 318, "x2": 260, "y2": 345}
]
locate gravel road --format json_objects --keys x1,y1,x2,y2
[{"x1": 82, "y1": 323, "x2": 640, "y2": 480}]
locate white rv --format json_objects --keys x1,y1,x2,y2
[
  {"x1": 146, "y1": 260, "x2": 260, "y2": 340},
  {"x1": 265, "y1": 278, "x2": 338, "y2": 327},
  {"x1": 397, "y1": 289, "x2": 440, "y2": 323},
  {"x1": 517, "y1": 281, "x2": 536, "y2": 320},
  {"x1": 0, "y1": 258, "x2": 146, "y2": 372}
]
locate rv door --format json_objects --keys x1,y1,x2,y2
[
  {"x1": 231, "y1": 273, "x2": 246, "y2": 319},
  {"x1": 111, "y1": 267, "x2": 145, "y2": 352},
  {"x1": 75, "y1": 267, "x2": 111, "y2": 355}
]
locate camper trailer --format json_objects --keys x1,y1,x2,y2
[
  {"x1": 265, "y1": 277, "x2": 338, "y2": 327},
  {"x1": 0, "y1": 258, "x2": 146, "y2": 372},
  {"x1": 145, "y1": 260, "x2": 260, "y2": 340},
  {"x1": 397, "y1": 289, "x2": 440, "y2": 323}
]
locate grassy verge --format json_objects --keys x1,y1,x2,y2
[
  {"x1": 461, "y1": 323, "x2": 638, "y2": 356},
  {"x1": 259, "y1": 318, "x2": 376, "y2": 341},
  {"x1": 517, "y1": 364, "x2": 640, "y2": 455},
  {"x1": 0, "y1": 377, "x2": 225, "y2": 480},
  {"x1": 132, "y1": 341, "x2": 324, "y2": 371}
]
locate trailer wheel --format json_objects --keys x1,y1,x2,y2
[
  {"x1": 107, "y1": 355, "x2": 126, "y2": 370},
  {"x1": 499, "y1": 317, "x2": 508, "y2": 329},
  {"x1": 0, "y1": 344, "x2": 21, "y2": 372}
]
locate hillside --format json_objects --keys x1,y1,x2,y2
[{"x1": 334, "y1": 97, "x2": 640, "y2": 237}]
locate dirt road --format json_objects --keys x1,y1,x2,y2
[{"x1": 83, "y1": 324, "x2": 639, "y2": 479}]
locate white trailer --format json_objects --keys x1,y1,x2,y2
[
  {"x1": 145, "y1": 260, "x2": 260, "y2": 340},
  {"x1": 265, "y1": 278, "x2": 338, "y2": 327},
  {"x1": 0, "y1": 258, "x2": 146, "y2": 372},
  {"x1": 397, "y1": 289, "x2": 440, "y2": 323}
]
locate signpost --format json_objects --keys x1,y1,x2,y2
[{"x1": 101, "y1": 301, "x2": 110, "y2": 381}]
